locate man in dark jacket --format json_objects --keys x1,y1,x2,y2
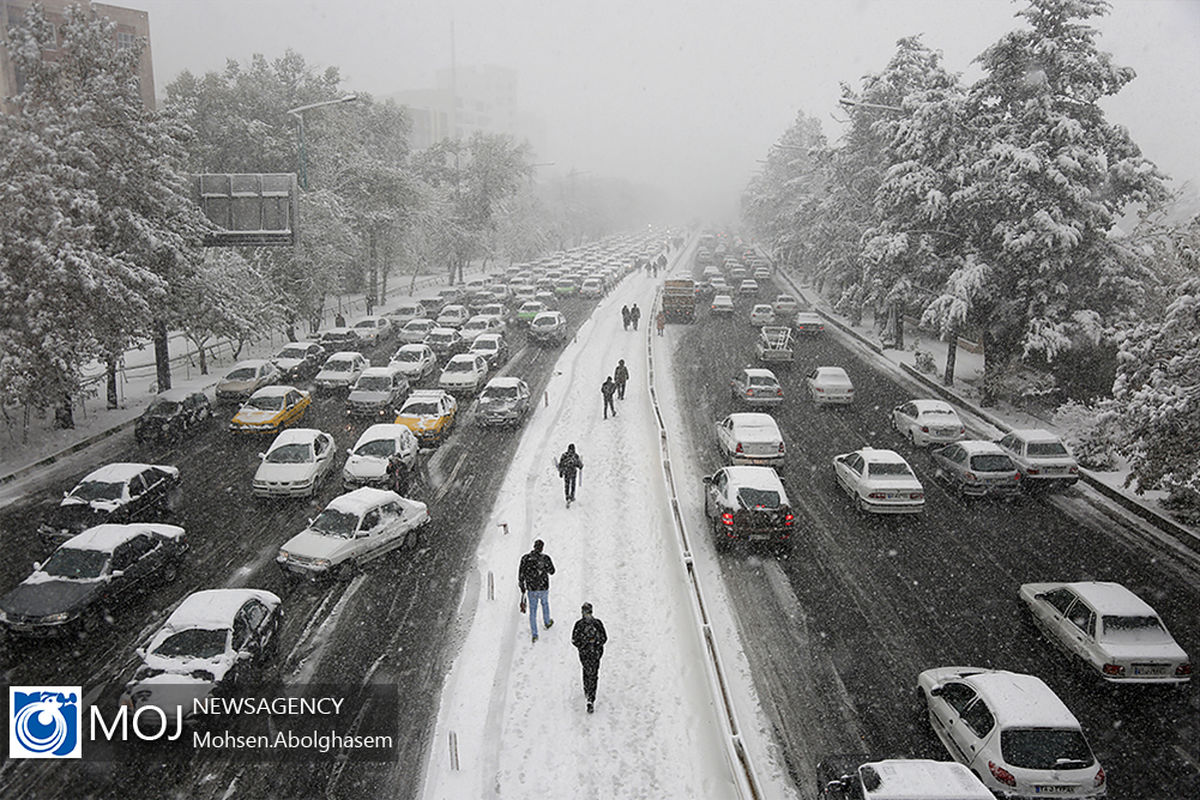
[
  {"x1": 629, "y1": 303, "x2": 641, "y2": 330},
  {"x1": 613, "y1": 359, "x2": 630, "y2": 400},
  {"x1": 601, "y1": 376, "x2": 617, "y2": 419},
  {"x1": 518, "y1": 540, "x2": 555, "y2": 643},
  {"x1": 621, "y1": 305, "x2": 630, "y2": 331},
  {"x1": 557, "y1": 443, "x2": 583, "y2": 504},
  {"x1": 572, "y1": 602, "x2": 608, "y2": 713}
]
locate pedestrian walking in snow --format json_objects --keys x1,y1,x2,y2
[
  {"x1": 601, "y1": 376, "x2": 617, "y2": 419},
  {"x1": 657, "y1": 253, "x2": 667, "y2": 272},
  {"x1": 518, "y1": 540, "x2": 555, "y2": 643},
  {"x1": 572, "y1": 602, "x2": 608, "y2": 713},
  {"x1": 630, "y1": 304, "x2": 641, "y2": 330},
  {"x1": 335, "y1": 312, "x2": 346, "y2": 327},
  {"x1": 613, "y1": 360, "x2": 629, "y2": 400},
  {"x1": 655, "y1": 311, "x2": 666, "y2": 336},
  {"x1": 621, "y1": 305, "x2": 631, "y2": 331},
  {"x1": 557, "y1": 443, "x2": 583, "y2": 505},
  {"x1": 365, "y1": 294, "x2": 375, "y2": 316}
]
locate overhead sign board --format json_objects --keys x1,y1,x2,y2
[{"x1": 194, "y1": 173, "x2": 298, "y2": 247}]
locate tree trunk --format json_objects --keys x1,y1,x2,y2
[
  {"x1": 198, "y1": 342, "x2": 209, "y2": 375},
  {"x1": 981, "y1": 328, "x2": 1001, "y2": 407},
  {"x1": 943, "y1": 327, "x2": 958, "y2": 387},
  {"x1": 153, "y1": 318, "x2": 171, "y2": 392},
  {"x1": 106, "y1": 357, "x2": 119, "y2": 409},
  {"x1": 55, "y1": 394, "x2": 74, "y2": 430},
  {"x1": 368, "y1": 229, "x2": 379, "y2": 309},
  {"x1": 285, "y1": 311, "x2": 297, "y2": 343}
]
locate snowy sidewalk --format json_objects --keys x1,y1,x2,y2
[{"x1": 419, "y1": 267, "x2": 768, "y2": 798}]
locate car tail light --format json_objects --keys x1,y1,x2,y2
[
  {"x1": 776, "y1": 388, "x2": 782, "y2": 396},
  {"x1": 867, "y1": 492, "x2": 887, "y2": 499},
  {"x1": 720, "y1": 512, "x2": 734, "y2": 527},
  {"x1": 746, "y1": 389, "x2": 754, "y2": 396},
  {"x1": 1069, "y1": 465, "x2": 1079, "y2": 474},
  {"x1": 1176, "y1": 663, "x2": 1192, "y2": 676},
  {"x1": 1027, "y1": 467, "x2": 1041, "y2": 475},
  {"x1": 735, "y1": 442, "x2": 744, "y2": 454},
  {"x1": 959, "y1": 426, "x2": 965, "y2": 434},
  {"x1": 783, "y1": 512, "x2": 794, "y2": 526},
  {"x1": 815, "y1": 386, "x2": 824, "y2": 392},
  {"x1": 778, "y1": 442, "x2": 785, "y2": 454},
  {"x1": 1102, "y1": 663, "x2": 1124, "y2": 676},
  {"x1": 910, "y1": 492, "x2": 924, "y2": 500},
  {"x1": 988, "y1": 761, "x2": 1016, "y2": 787},
  {"x1": 1013, "y1": 473, "x2": 1021, "y2": 481},
  {"x1": 965, "y1": 472, "x2": 977, "y2": 482},
  {"x1": 921, "y1": 425, "x2": 929, "y2": 433},
  {"x1": 1094, "y1": 766, "x2": 1106, "y2": 788}
]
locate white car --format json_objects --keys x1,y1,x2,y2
[
  {"x1": 772, "y1": 294, "x2": 799, "y2": 315},
  {"x1": 475, "y1": 303, "x2": 510, "y2": 326},
  {"x1": 346, "y1": 365, "x2": 409, "y2": 418},
  {"x1": 460, "y1": 314, "x2": 505, "y2": 342},
  {"x1": 383, "y1": 301, "x2": 423, "y2": 327},
  {"x1": 994, "y1": 428, "x2": 1080, "y2": 490},
  {"x1": 709, "y1": 276, "x2": 730, "y2": 293},
  {"x1": 476, "y1": 376, "x2": 532, "y2": 427},
  {"x1": 1019, "y1": 581, "x2": 1191, "y2": 684},
  {"x1": 918, "y1": 667, "x2": 1106, "y2": 798},
  {"x1": 892, "y1": 399, "x2": 966, "y2": 447},
  {"x1": 314, "y1": 351, "x2": 369, "y2": 392},
  {"x1": 749, "y1": 304, "x2": 775, "y2": 326},
  {"x1": 389, "y1": 343, "x2": 438, "y2": 381},
  {"x1": 710, "y1": 294, "x2": 735, "y2": 315},
  {"x1": 215, "y1": 359, "x2": 280, "y2": 403},
  {"x1": 818, "y1": 759, "x2": 993, "y2": 800},
  {"x1": 342, "y1": 423, "x2": 419, "y2": 493},
  {"x1": 399, "y1": 318, "x2": 436, "y2": 344},
  {"x1": 469, "y1": 333, "x2": 509, "y2": 368},
  {"x1": 252, "y1": 428, "x2": 338, "y2": 498},
  {"x1": 351, "y1": 316, "x2": 391, "y2": 344},
  {"x1": 580, "y1": 277, "x2": 604, "y2": 297},
  {"x1": 805, "y1": 366, "x2": 855, "y2": 406},
  {"x1": 737, "y1": 278, "x2": 759, "y2": 295},
  {"x1": 529, "y1": 310, "x2": 568, "y2": 345},
  {"x1": 833, "y1": 447, "x2": 924, "y2": 514},
  {"x1": 438, "y1": 353, "x2": 490, "y2": 395},
  {"x1": 276, "y1": 487, "x2": 430, "y2": 580},
  {"x1": 436, "y1": 304, "x2": 471, "y2": 329},
  {"x1": 715, "y1": 413, "x2": 785, "y2": 466},
  {"x1": 730, "y1": 367, "x2": 783, "y2": 406}
]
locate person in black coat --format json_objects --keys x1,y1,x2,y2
[
  {"x1": 518, "y1": 540, "x2": 555, "y2": 643},
  {"x1": 629, "y1": 303, "x2": 641, "y2": 330},
  {"x1": 601, "y1": 376, "x2": 617, "y2": 419},
  {"x1": 572, "y1": 602, "x2": 608, "y2": 713},
  {"x1": 621, "y1": 305, "x2": 630, "y2": 330},
  {"x1": 557, "y1": 443, "x2": 583, "y2": 503},
  {"x1": 613, "y1": 359, "x2": 630, "y2": 400}
]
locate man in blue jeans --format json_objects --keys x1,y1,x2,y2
[{"x1": 518, "y1": 539, "x2": 555, "y2": 643}]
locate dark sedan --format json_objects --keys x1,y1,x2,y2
[
  {"x1": 135, "y1": 389, "x2": 213, "y2": 444},
  {"x1": 37, "y1": 462, "x2": 182, "y2": 545}
]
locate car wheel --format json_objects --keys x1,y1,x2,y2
[
  {"x1": 405, "y1": 528, "x2": 421, "y2": 549},
  {"x1": 907, "y1": 430, "x2": 917, "y2": 447},
  {"x1": 160, "y1": 558, "x2": 181, "y2": 584}
]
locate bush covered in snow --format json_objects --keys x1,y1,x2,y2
[{"x1": 1051, "y1": 399, "x2": 1123, "y2": 471}]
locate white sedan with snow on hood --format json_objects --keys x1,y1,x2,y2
[
  {"x1": 715, "y1": 413, "x2": 784, "y2": 466},
  {"x1": 891, "y1": 399, "x2": 966, "y2": 447},
  {"x1": 277, "y1": 487, "x2": 430, "y2": 580},
  {"x1": 342, "y1": 424, "x2": 419, "y2": 493},
  {"x1": 252, "y1": 428, "x2": 337, "y2": 498},
  {"x1": 833, "y1": 447, "x2": 924, "y2": 514},
  {"x1": 805, "y1": 366, "x2": 855, "y2": 406}
]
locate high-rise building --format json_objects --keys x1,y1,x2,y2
[{"x1": 0, "y1": 0, "x2": 155, "y2": 113}]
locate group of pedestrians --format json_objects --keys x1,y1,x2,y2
[
  {"x1": 601, "y1": 359, "x2": 629, "y2": 419},
  {"x1": 621, "y1": 303, "x2": 641, "y2": 330},
  {"x1": 518, "y1": 537, "x2": 609, "y2": 714}
]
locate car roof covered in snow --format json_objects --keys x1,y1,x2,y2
[
  {"x1": 1060, "y1": 581, "x2": 1159, "y2": 616},
  {"x1": 165, "y1": 588, "x2": 281, "y2": 631},
  {"x1": 960, "y1": 670, "x2": 1082, "y2": 729},
  {"x1": 1009, "y1": 427, "x2": 1062, "y2": 442},
  {"x1": 80, "y1": 462, "x2": 175, "y2": 483},
  {"x1": 359, "y1": 366, "x2": 398, "y2": 378},
  {"x1": 911, "y1": 399, "x2": 958, "y2": 415},
  {"x1": 63, "y1": 523, "x2": 185, "y2": 552},
  {"x1": 354, "y1": 424, "x2": 414, "y2": 448},
  {"x1": 726, "y1": 412, "x2": 779, "y2": 428},
  {"x1": 248, "y1": 385, "x2": 298, "y2": 400},
  {"x1": 858, "y1": 448, "x2": 908, "y2": 464},
  {"x1": 722, "y1": 465, "x2": 786, "y2": 488},
  {"x1": 446, "y1": 353, "x2": 480, "y2": 364},
  {"x1": 741, "y1": 368, "x2": 778, "y2": 380},
  {"x1": 485, "y1": 376, "x2": 526, "y2": 390},
  {"x1": 473, "y1": 333, "x2": 504, "y2": 344},
  {"x1": 954, "y1": 440, "x2": 1006, "y2": 455},
  {"x1": 814, "y1": 366, "x2": 850, "y2": 379},
  {"x1": 408, "y1": 389, "x2": 449, "y2": 400},
  {"x1": 325, "y1": 351, "x2": 362, "y2": 361},
  {"x1": 267, "y1": 428, "x2": 325, "y2": 447},
  {"x1": 326, "y1": 487, "x2": 403, "y2": 516},
  {"x1": 858, "y1": 760, "x2": 993, "y2": 799}
]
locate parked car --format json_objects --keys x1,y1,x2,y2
[
  {"x1": 794, "y1": 311, "x2": 825, "y2": 335},
  {"x1": 394, "y1": 389, "x2": 458, "y2": 447},
  {"x1": 135, "y1": 389, "x2": 213, "y2": 444},
  {"x1": 384, "y1": 301, "x2": 423, "y2": 327},
  {"x1": 469, "y1": 333, "x2": 510, "y2": 369},
  {"x1": 120, "y1": 589, "x2": 282, "y2": 722},
  {"x1": 215, "y1": 359, "x2": 280, "y2": 403},
  {"x1": 710, "y1": 294, "x2": 735, "y2": 315},
  {"x1": 277, "y1": 488, "x2": 430, "y2": 580},
  {"x1": 229, "y1": 385, "x2": 312, "y2": 434},
  {"x1": 817, "y1": 758, "x2": 993, "y2": 800},
  {"x1": 892, "y1": 399, "x2": 967, "y2": 447},
  {"x1": 929, "y1": 440, "x2": 1022, "y2": 499},
  {"x1": 715, "y1": 413, "x2": 785, "y2": 466},
  {"x1": 424, "y1": 326, "x2": 468, "y2": 359},
  {"x1": 1019, "y1": 580, "x2": 1191, "y2": 683},
  {"x1": 918, "y1": 667, "x2": 1106, "y2": 798},
  {"x1": 702, "y1": 465, "x2": 795, "y2": 554},
  {"x1": 388, "y1": 343, "x2": 438, "y2": 381},
  {"x1": 529, "y1": 310, "x2": 568, "y2": 345},
  {"x1": 342, "y1": 423, "x2": 419, "y2": 493},
  {"x1": 460, "y1": 314, "x2": 506, "y2": 342},
  {"x1": 737, "y1": 279, "x2": 759, "y2": 295},
  {"x1": 313, "y1": 351, "x2": 369, "y2": 392},
  {"x1": 346, "y1": 366, "x2": 410, "y2": 419},
  {"x1": 772, "y1": 294, "x2": 799, "y2": 315},
  {"x1": 317, "y1": 327, "x2": 362, "y2": 352},
  {"x1": 38, "y1": 463, "x2": 182, "y2": 545},
  {"x1": 730, "y1": 367, "x2": 783, "y2": 406},
  {"x1": 832, "y1": 447, "x2": 924, "y2": 514},
  {"x1": 252, "y1": 428, "x2": 337, "y2": 498},
  {"x1": 477, "y1": 377, "x2": 532, "y2": 427},
  {"x1": 515, "y1": 300, "x2": 547, "y2": 324},
  {"x1": 399, "y1": 318, "x2": 436, "y2": 344},
  {"x1": 438, "y1": 353, "x2": 490, "y2": 395},
  {"x1": 749, "y1": 304, "x2": 775, "y2": 326},
  {"x1": 805, "y1": 366, "x2": 855, "y2": 406},
  {"x1": 0, "y1": 523, "x2": 187, "y2": 637},
  {"x1": 270, "y1": 341, "x2": 326, "y2": 382},
  {"x1": 351, "y1": 316, "x2": 392, "y2": 345},
  {"x1": 994, "y1": 428, "x2": 1080, "y2": 490}
]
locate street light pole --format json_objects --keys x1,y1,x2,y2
[{"x1": 286, "y1": 94, "x2": 359, "y2": 189}]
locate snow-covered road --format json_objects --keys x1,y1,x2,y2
[{"x1": 419, "y1": 255, "x2": 798, "y2": 799}]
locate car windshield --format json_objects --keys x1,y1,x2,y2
[
  {"x1": 277, "y1": 347, "x2": 307, "y2": 359},
  {"x1": 41, "y1": 547, "x2": 109, "y2": 580},
  {"x1": 970, "y1": 454, "x2": 1014, "y2": 472},
  {"x1": 354, "y1": 320, "x2": 375, "y2": 329},
  {"x1": 356, "y1": 376, "x2": 392, "y2": 391},
  {"x1": 464, "y1": 322, "x2": 486, "y2": 331},
  {"x1": 1028, "y1": 441, "x2": 1069, "y2": 457},
  {"x1": 405, "y1": 322, "x2": 431, "y2": 331},
  {"x1": 266, "y1": 443, "x2": 313, "y2": 464},
  {"x1": 152, "y1": 628, "x2": 227, "y2": 660},
  {"x1": 403, "y1": 401, "x2": 439, "y2": 416},
  {"x1": 749, "y1": 377, "x2": 777, "y2": 387},
  {"x1": 736, "y1": 487, "x2": 780, "y2": 509},
  {"x1": 429, "y1": 334, "x2": 452, "y2": 344},
  {"x1": 482, "y1": 386, "x2": 518, "y2": 401},
  {"x1": 868, "y1": 462, "x2": 913, "y2": 477},
  {"x1": 325, "y1": 360, "x2": 352, "y2": 372},
  {"x1": 225, "y1": 367, "x2": 257, "y2": 381},
  {"x1": 1000, "y1": 728, "x2": 1092, "y2": 771},
  {"x1": 445, "y1": 361, "x2": 474, "y2": 373},
  {"x1": 310, "y1": 508, "x2": 359, "y2": 538},
  {"x1": 146, "y1": 399, "x2": 181, "y2": 417},
  {"x1": 473, "y1": 341, "x2": 497, "y2": 352},
  {"x1": 394, "y1": 350, "x2": 422, "y2": 362},
  {"x1": 1100, "y1": 615, "x2": 1171, "y2": 644},
  {"x1": 69, "y1": 480, "x2": 124, "y2": 502},
  {"x1": 354, "y1": 438, "x2": 395, "y2": 458},
  {"x1": 246, "y1": 395, "x2": 283, "y2": 411},
  {"x1": 533, "y1": 317, "x2": 556, "y2": 327},
  {"x1": 922, "y1": 408, "x2": 955, "y2": 417}
]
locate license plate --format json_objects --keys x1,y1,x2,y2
[
  {"x1": 749, "y1": 534, "x2": 769, "y2": 541},
  {"x1": 1133, "y1": 665, "x2": 1166, "y2": 675},
  {"x1": 1043, "y1": 466, "x2": 1064, "y2": 474},
  {"x1": 1033, "y1": 786, "x2": 1075, "y2": 794}
]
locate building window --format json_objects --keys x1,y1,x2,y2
[{"x1": 117, "y1": 31, "x2": 136, "y2": 50}]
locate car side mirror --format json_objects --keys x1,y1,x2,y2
[
  {"x1": 346, "y1": 448, "x2": 354, "y2": 456},
  {"x1": 236, "y1": 650, "x2": 254, "y2": 662},
  {"x1": 928, "y1": 685, "x2": 944, "y2": 697},
  {"x1": 110, "y1": 569, "x2": 124, "y2": 579},
  {"x1": 258, "y1": 453, "x2": 266, "y2": 460},
  {"x1": 702, "y1": 476, "x2": 713, "y2": 485},
  {"x1": 135, "y1": 647, "x2": 146, "y2": 660},
  {"x1": 32, "y1": 561, "x2": 42, "y2": 572}
]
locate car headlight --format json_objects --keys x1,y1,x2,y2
[
  {"x1": 277, "y1": 549, "x2": 290, "y2": 561},
  {"x1": 39, "y1": 612, "x2": 72, "y2": 624},
  {"x1": 313, "y1": 559, "x2": 330, "y2": 568}
]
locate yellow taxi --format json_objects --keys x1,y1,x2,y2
[
  {"x1": 394, "y1": 389, "x2": 458, "y2": 446},
  {"x1": 229, "y1": 385, "x2": 312, "y2": 434}
]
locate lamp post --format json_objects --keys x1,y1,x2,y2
[{"x1": 286, "y1": 94, "x2": 359, "y2": 189}]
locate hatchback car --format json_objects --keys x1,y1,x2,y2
[
  {"x1": 772, "y1": 294, "x2": 799, "y2": 315},
  {"x1": 715, "y1": 413, "x2": 785, "y2": 466},
  {"x1": 215, "y1": 359, "x2": 280, "y2": 403},
  {"x1": 346, "y1": 366, "x2": 409, "y2": 418},
  {"x1": 730, "y1": 367, "x2": 783, "y2": 406},
  {"x1": 469, "y1": 333, "x2": 509, "y2": 369},
  {"x1": 749, "y1": 304, "x2": 776, "y2": 326},
  {"x1": 394, "y1": 389, "x2": 458, "y2": 447},
  {"x1": 580, "y1": 277, "x2": 604, "y2": 297},
  {"x1": 709, "y1": 277, "x2": 730, "y2": 294},
  {"x1": 120, "y1": 588, "x2": 282, "y2": 721},
  {"x1": 438, "y1": 353, "x2": 490, "y2": 395},
  {"x1": 833, "y1": 447, "x2": 924, "y2": 514},
  {"x1": 794, "y1": 311, "x2": 825, "y2": 335},
  {"x1": 710, "y1": 295, "x2": 735, "y2": 315},
  {"x1": 806, "y1": 367, "x2": 855, "y2": 406},
  {"x1": 1019, "y1": 581, "x2": 1191, "y2": 683},
  {"x1": 314, "y1": 351, "x2": 369, "y2": 392},
  {"x1": 436, "y1": 304, "x2": 471, "y2": 329},
  {"x1": 424, "y1": 326, "x2": 468, "y2": 359},
  {"x1": 252, "y1": 428, "x2": 337, "y2": 498},
  {"x1": 918, "y1": 667, "x2": 1106, "y2": 798},
  {"x1": 38, "y1": 463, "x2": 182, "y2": 545},
  {"x1": 818, "y1": 758, "x2": 993, "y2": 800},
  {"x1": 892, "y1": 399, "x2": 967, "y2": 447},
  {"x1": 271, "y1": 341, "x2": 326, "y2": 382},
  {"x1": 994, "y1": 429, "x2": 1080, "y2": 490},
  {"x1": 0, "y1": 523, "x2": 187, "y2": 637},
  {"x1": 384, "y1": 301, "x2": 423, "y2": 327},
  {"x1": 477, "y1": 377, "x2": 532, "y2": 427},
  {"x1": 702, "y1": 465, "x2": 795, "y2": 554},
  {"x1": 229, "y1": 385, "x2": 312, "y2": 434},
  {"x1": 930, "y1": 440, "x2": 1021, "y2": 499},
  {"x1": 317, "y1": 326, "x2": 362, "y2": 352},
  {"x1": 399, "y1": 318, "x2": 436, "y2": 344},
  {"x1": 516, "y1": 300, "x2": 548, "y2": 324},
  {"x1": 135, "y1": 389, "x2": 213, "y2": 444},
  {"x1": 475, "y1": 303, "x2": 511, "y2": 326},
  {"x1": 460, "y1": 314, "x2": 505, "y2": 342},
  {"x1": 277, "y1": 487, "x2": 430, "y2": 580},
  {"x1": 352, "y1": 316, "x2": 392, "y2": 344},
  {"x1": 529, "y1": 311, "x2": 568, "y2": 345},
  {"x1": 342, "y1": 423, "x2": 420, "y2": 493},
  {"x1": 389, "y1": 343, "x2": 438, "y2": 381}
]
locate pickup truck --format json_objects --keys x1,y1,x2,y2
[
  {"x1": 755, "y1": 326, "x2": 794, "y2": 363},
  {"x1": 662, "y1": 279, "x2": 697, "y2": 323}
]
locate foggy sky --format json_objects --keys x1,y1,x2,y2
[{"x1": 133, "y1": 0, "x2": 1200, "y2": 222}]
